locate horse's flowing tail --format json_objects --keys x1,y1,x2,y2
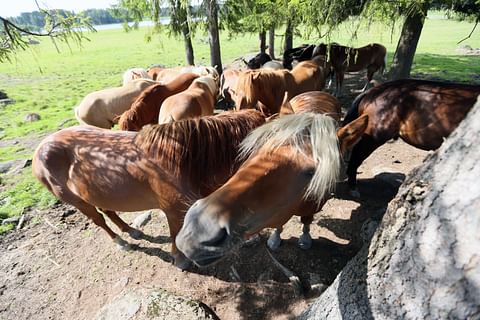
[
  {"x1": 74, "y1": 106, "x2": 87, "y2": 125},
  {"x1": 343, "y1": 91, "x2": 368, "y2": 126}
]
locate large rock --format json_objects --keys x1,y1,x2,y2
[{"x1": 95, "y1": 289, "x2": 218, "y2": 320}]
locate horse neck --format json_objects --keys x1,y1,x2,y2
[{"x1": 256, "y1": 71, "x2": 287, "y2": 115}]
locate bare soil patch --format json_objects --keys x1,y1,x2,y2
[{"x1": 0, "y1": 72, "x2": 429, "y2": 319}]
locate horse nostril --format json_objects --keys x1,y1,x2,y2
[{"x1": 203, "y1": 228, "x2": 228, "y2": 247}]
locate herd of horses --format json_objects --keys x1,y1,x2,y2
[{"x1": 33, "y1": 41, "x2": 480, "y2": 270}]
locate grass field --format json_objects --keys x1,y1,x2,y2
[{"x1": 0, "y1": 13, "x2": 479, "y2": 232}]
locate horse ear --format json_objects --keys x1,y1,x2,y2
[
  {"x1": 337, "y1": 114, "x2": 368, "y2": 155},
  {"x1": 279, "y1": 92, "x2": 294, "y2": 115}
]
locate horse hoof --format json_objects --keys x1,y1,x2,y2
[
  {"x1": 267, "y1": 234, "x2": 282, "y2": 251},
  {"x1": 349, "y1": 188, "x2": 361, "y2": 199},
  {"x1": 173, "y1": 256, "x2": 193, "y2": 271},
  {"x1": 113, "y1": 236, "x2": 131, "y2": 251},
  {"x1": 298, "y1": 234, "x2": 312, "y2": 250},
  {"x1": 128, "y1": 228, "x2": 144, "y2": 240}
]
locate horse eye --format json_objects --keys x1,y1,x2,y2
[{"x1": 304, "y1": 169, "x2": 316, "y2": 178}]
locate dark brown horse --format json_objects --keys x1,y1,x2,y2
[
  {"x1": 313, "y1": 43, "x2": 386, "y2": 96},
  {"x1": 33, "y1": 110, "x2": 266, "y2": 269},
  {"x1": 118, "y1": 73, "x2": 198, "y2": 131},
  {"x1": 343, "y1": 78, "x2": 480, "y2": 193}
]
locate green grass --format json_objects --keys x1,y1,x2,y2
[{"x1": 0, "y1": 14, "x2": 479, "y2": 233}]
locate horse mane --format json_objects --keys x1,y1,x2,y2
[
  {"x1": 235, "y1": 70, "x2": 286, "y2": 107},
  {"x1": 134, "y1": 109, "x2": 266, "y2": 191},
  {"x1": 343, "y1": 91, "x2": 368, "y2": 125},
  {"x1": 119, "y1": 84, "x2": 165, "y2": 130},
  {"x1": 239, "y1": 112, "x2": 341, "y2": 204},
  {"x1": 194, "y1": 76, "x2": 218, "y2": 96}
]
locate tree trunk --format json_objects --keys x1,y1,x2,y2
[
  {"x1": 284, "y1": 19, "x2": 293, "y2": 52},
  {"x1": 206, "y1": 0, "x2": 222, "y2": 74},
  {"x1": 300, "y1": 97, "x2": 480, "y2": 319},
  {"x1": 259, "y1": 30, "x2": 266, "y2": 54},
  {"x1": 268, "y1": 27, "x2": 275, "y2": 59},
  {"x1": 389, "y1": 4, "x2": 429, "y2": 80},
  {"x1": 181, "y1": 22, "x2": 195, "y2": 66}
]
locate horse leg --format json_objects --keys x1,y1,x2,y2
[
  {"x1": 267, "y1": 227, "x2": 283, "y2": 251},
  {"x1": 64, "y1": 197, "x2": 130, "y2": 250},
  {"x1": 100, "y1": 209, "x2": 144, "y2": 240},
  {"x1": 164, "y1": 211, "x2": 192, "y2": 270},
  {"x1": 346, "y1": 135, "x2": 383, "y2": 197},
  {"x1": 361, "y1": 66, "x2": 376, "y2": 92},
  {"x1": 335, "y1": 69, "x2": 345, "y2": 97},
  {"x1": 298, "y1": 216, "x2": 314, "y2": 250}
]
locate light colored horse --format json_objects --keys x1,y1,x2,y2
[
  {"x1": 118, "y1": 73, "x2": 199, "y2": 131},
  {"x1": 261, "y1": 60, "x2": 284, "y2": 70},
  {"x1": 32, "y1": 110, "x2": 266, "y2": 270},
  {"x1": 122, "y1": 68, "x2": 151, "y2": 86},
  {"x1": 233, "y1": 59, "x2": 327, "y2": 116},
  {"x1": 158, "y1": 75, "x2": 218, "y2": 124},
  {"x1": 176, "y1": 112, "x2": 369, "y2": 267},
  {"x1": 74, "y1": 78, "x2": 158, "y2": 129}
]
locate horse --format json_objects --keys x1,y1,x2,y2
[
  {"x1": 175, "y1": 112, "x2": 369, "y2": 267},
  {"x1": 122, "y1": 68, "x2": 151, "y2": 86},
  {"x1": 32, "y1": 109, "x2": 266, "y2": 270},
  {"x1": 279, "y1": 91, "x2": 342, "y2": 121},
  {"x1": 261, "y1": 60, "x2": 284, "y2": 70},
  {"x1": 158, "y1": 75, "x2": 218, "y2": 124},
  {"x1": 74, "y1": 78, "x2": 158, "y2": 129},
  {"x1": 244, "y1": 52, "x2": 272, "y2": 69},
  {"x1": 146, "y1": 65, "x2": 166, "y2": 81},
  {"x1": 283, "y1": 44, "x2": 315, "y2": 69},
  {"x1": 313, "y1": 43, "x2": 387, "y2": 96},
  {"x1": 147, "y1": 65, "x2": 219, "y2": 84},
  {"x1": 233, "y1": 60, "x2": 327, "y2": 116},
  {"x1": 218, "y1": 68, "x2": 241, "y2": 110},
  {"x1": 118, "y1": 73, "x2": 199, "y2": 131},
  {"x1": 343, "y1": 78, "x2": 480, "y2": 193}
]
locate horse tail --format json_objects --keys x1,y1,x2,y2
[
  {"x1": 74, "y1": 106, "x2": 87, "y2": 125},
  {"x1": 343, "y1": 91, "x2": 368, "y2": 126}
]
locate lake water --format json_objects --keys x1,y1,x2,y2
[{"x1": 93, "y1": 19, "x2": 168, "y2": 30}]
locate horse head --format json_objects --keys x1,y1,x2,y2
[{"x1": 176, "y1": 113, "x2": 369, "y2": 267}]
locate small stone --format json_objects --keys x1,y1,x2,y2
[
  {"x1": 24, "y1": 113, "x2": 41, "y2": 122},
  {"x1": 131, "y1": 211, "x2": 152, "y2": 229},
  {"x1": 396, "y1": 207, "x2": 407, "y2": 216},
  {"x1": 393, "y1": 160, "x2": 401, "y2": 164}
]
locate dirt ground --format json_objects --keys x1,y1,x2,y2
[{"x1": 0, "y1": 73, "x2": 430, "y2": 320}]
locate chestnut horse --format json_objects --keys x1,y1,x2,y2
[
  {"x1": 74, "y1": 78, "x2": 158, "y2": 129},
  {"x1": 158, "y1": 75, "x2": 218, "y2": 124},
  {"x1": 280, "y1": 91, "x2": 342, "y2": 121},
  {"x1": 313, "y1": 43, "x2": 386, "y2": 96},
  {"x1": 233, "y1": 60, "x2": 327, "y2": 116},
  {"x1": 218, "y1": 68, "x2": 241, "y2": 110},
  {"x1": 343, "y1": 79, "x2": 480, "y2": 193},
  {"x1": 146, "y1": 65, "x2": 166, "y2": 81},
  {"x1": 118, "y1": 73, "x2": 198, "y2": 131},
  {"x1": 32, "y1": 110, "x2": 266, "y2": 270},
  {"x1": 176, "y1": 112, "x2": 369, "y2": 266}
]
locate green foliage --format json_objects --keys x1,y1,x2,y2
[{"x1": 0, "y1": 9, "x2": 95, "y2": 64}]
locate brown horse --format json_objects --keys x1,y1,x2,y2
[
  {"x1": 233, "y1": 60, "x2": 327, "y2": 116},
  {"x1": 280, "y1": 91, "x2": 342, "y2": 121},
  {"x1": 146, "y1": 65, "x2": 166, "y2": 81},
  {"x1": 175, "y1": 112, "x2": 369, "y2": 266},
  {"x1": 343, "y1": 79, "x2": 480, "y2": 193},
  {"x1": 118, "y1": 73, "x2": 198, "y2": 131},
  {"x1": 32, "y1": 110, "x2": 266, "y2": 270},
  {"x1": 313, "y1": 43, "x2": 386, "y2": 96},
  {"x1": 218, "y1": 68, "x2": 241, "y2": 110},
  {"x1": 158, "y1": 76, "x2": 218, "y2": 124}
]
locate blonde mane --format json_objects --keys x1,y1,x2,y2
[
  {"x1": 239, "y1": 112, "x2": 341, "y2": 203},
  {"x1": 123, "y1": 68, "x2": 150, "y2": 86},
  {"x1": 134, "y1": 110, "x2": 266, "y2": 192}
]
